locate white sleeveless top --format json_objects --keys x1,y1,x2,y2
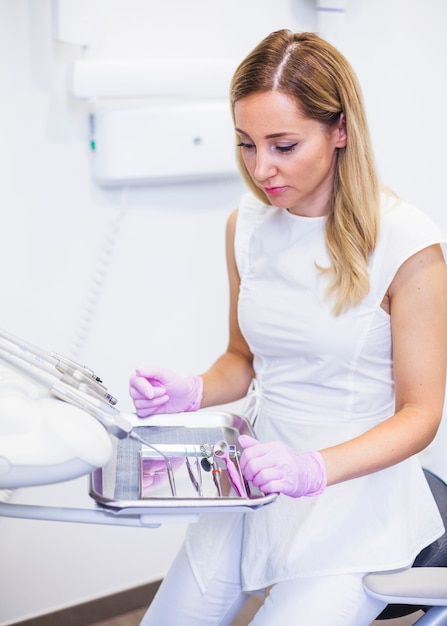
[{"x1": 186, "y1": 191, "x2": 446, "y2": 592}]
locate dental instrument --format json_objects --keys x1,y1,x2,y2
[
  {"x1": 213, "y1": 440, "x2": 248, "y2": 498},
  {"x1": 200, "y1": 443, "x2": 222, "y2": 496},
  {"x1": 185, "y1": 449, "x2": 202, "y2": 496}
]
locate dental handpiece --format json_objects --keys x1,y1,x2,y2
[
  {"x1": 0, "y1": 328, "x2": 117, "y2": 406},
  {"x1": 53, "y1": 353, "x2": 117, "y2": 405}
]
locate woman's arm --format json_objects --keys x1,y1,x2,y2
[
  {"x1": 200, "y1": 209, "x2": 255, "y2": 408},
  {"x1": 322, "y1": 243, "x2": 447, "y2": 485}
]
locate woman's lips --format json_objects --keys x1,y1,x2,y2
[{"x1": 264, "y1": 186, "x2": 287, "y2": 196}]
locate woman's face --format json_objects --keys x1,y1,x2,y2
[{"x1": 234, "y1": 91, "x2": 346, "y2": 217}]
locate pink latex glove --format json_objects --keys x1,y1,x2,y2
[
  {"x1": 239, "y1": 435, "x2": 327, "y2": 497},
  {"x1": 129, "y1": 367, "x2": 203, "y2": 417}
]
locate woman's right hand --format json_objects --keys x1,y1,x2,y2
[{"x1": 129, "y1": 367, "x2": 203, "y2": 417}]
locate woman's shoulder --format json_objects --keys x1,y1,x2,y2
[
  {"x1": 362, "y1": 192, "x2": 446, "y2": 299},
  {"x1": 379, "y1": 190, "x2": 445, "y2": 246},
  {"x1": 371, "y1": 191, "x2": 446, "y2": 291}
]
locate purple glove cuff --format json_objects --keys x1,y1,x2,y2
[
  {"x1": 185, "y1": 375, "x2": 203, "y2": 412},
  {"x1": 304, "y1": 450, "x2": 327, "y2": 496}
]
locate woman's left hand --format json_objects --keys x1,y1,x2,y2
[{"x1": 238, "y1": 435, "x2": 327, "y2": 497}]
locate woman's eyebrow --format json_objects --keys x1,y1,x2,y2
[
  {"x1": 265, "y1": 132, "x2": 298, "y2": 139},
  {"x1": 235, "y1": 128, "x2": 298, "y2": 140}
]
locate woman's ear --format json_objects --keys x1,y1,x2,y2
[{"x1": 335, "y1": 112, "x2": 347, "y2": 148}]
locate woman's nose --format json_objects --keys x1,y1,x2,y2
[{"x1": 253, "y1": 150, "x2": 276, "y2": 181}]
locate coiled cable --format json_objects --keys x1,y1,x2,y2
[{"x1": 70, "y1": 187, "x2": 128, "y2": 359}]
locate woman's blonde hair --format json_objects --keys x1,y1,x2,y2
[{"x1": 230, "y1": 30, "x2": 380, "y2": 314}]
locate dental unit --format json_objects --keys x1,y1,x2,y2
[
  {"x1": 0, "y1": 328, "x2": 276, "y2": 527},
  {"x1": 0, "y1": 327, "x2": 177, "y2": 494}
]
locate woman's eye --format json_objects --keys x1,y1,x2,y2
[
  {"x1": 237, "y1": 142, "x2": 255, "y2": 150},
  {"x1": 236, "y1": 141, "x2": 298, "y2": 153},
  {"x1": 276, "y1": 143, "x2": 298, "y2": 153}
]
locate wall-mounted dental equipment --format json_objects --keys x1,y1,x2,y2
[
  {"x1": 0, "y1": 329, "x2": 275, "y2": 527},
  {"x1": 69, "y1": 55, "x2": 240, "y2": 186},
  {"x1": 90, "y1": 101, "x2": 238, "y2": 187}
]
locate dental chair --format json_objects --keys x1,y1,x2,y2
[{"x1": 364, "y1": 469, "x2": 447, "y2": 625}]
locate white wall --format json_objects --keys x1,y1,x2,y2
[
  {"x1": 0, "y1": 0, "x2": 446, "y2": 623},
  {"x1": 0, "y1": 1, "x2": 316, "y2": 623}
]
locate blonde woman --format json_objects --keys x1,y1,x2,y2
[{"x1": 130, "y1": 30, "x2": 447, "y2": 625}]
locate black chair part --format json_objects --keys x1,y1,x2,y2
[{"x1": 377, "y1": 469, "x2": 447, "y2": 620}]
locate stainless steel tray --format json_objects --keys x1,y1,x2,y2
[{"x1": 89, "y1": 411, "x2": 277, "y2": 515}]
